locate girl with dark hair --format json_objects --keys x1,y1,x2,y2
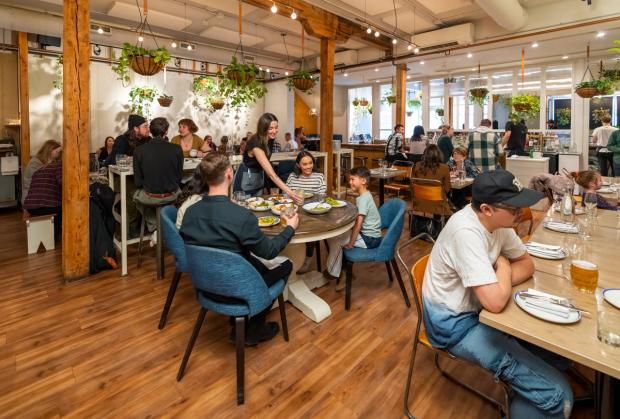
[
  {"x1": 233, "y1": 113, "x2": 301, "y2": 202},
  {"x1": 409, "y1": 125, "x2": 427, "y2": 162},
  {"x1": 97, "y1": 136, "x2": 115, "y2": 166},
  {"x1": 413, "y1": 144, "x2": 451, "y2": 194}
]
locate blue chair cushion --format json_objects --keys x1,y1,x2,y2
[
  {"x1": 161, "y1": 205, "x2": 188, "y2": 272},
  {"x1": 196, "y1": 279, "x2": 285, "y2": 317}
]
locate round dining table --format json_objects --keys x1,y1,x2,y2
[{"x1": 262, "y1": 200, "x2": 357, "y2": 322}]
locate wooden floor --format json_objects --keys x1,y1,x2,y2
[{"x1": 0, "y1": 205, "x2": 594, "y2": 418}]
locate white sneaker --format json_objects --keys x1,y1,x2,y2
[
  {"x1": 149, "y1": 231, "x2": 158, "y2": 247},
  {"x1": 296, "y1": 257, "x2": 313, "y2": 275}
]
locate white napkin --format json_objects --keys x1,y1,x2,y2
[
  {"x1": 526, "y1": 242, "x2": 562, "y2": 251},
  {"x1": 524, "y1": 299, "x2": 571, "y2": 318},
  {"x1": 543, "y1": 220, "x2": 579, "y2": 233}
]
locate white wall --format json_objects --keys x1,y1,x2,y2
[
  {"x1": 263, "y1": 80, "x2": 294, "y2": 141},
  {"x1": 28, "y1": 55, "x2": 265, "y2": 154}
]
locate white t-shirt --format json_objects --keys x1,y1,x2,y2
[
  {"x1": 422, "y1": 205, "x2": 526, "y2": 314},
  {"x1": 592, "y1": 125, "x2": 618, "y2": 148}
]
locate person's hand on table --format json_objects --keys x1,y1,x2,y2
[
  {"x1": 286, "y1": 189, "x2": 303, "y2": 205},
  {"x1": 282, "y1": 211, "x2": 300, "y2": 230}
]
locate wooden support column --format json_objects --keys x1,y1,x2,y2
[
  {"x1": 319, "y1": 38, "x2": 335, "y2": 194},
  {"x1": 17, "y1": 32, "x2": 30, "y2": 169},
  {"x1": 62, "y1": 0, "x2": 90, "y2": 281},
  {"x1": 395, "y1": 64, "x2": 407, "y2": 126}
]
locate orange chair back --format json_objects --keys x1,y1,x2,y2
[
  {"x1": 412, "y1": 182, "x2": 443, "y2": 201},
  {"x1": 391, "y1": 163, "x2": 413, "y2": 180},
  {"x1": 411, "y1": 254, "x2": 430, "y2": 307},
  {"x1": 513, "y1": 207, "x2": 534, "y2": 239}
]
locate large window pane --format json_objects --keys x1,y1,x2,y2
[
  {"x1": 379, "y1": 84, "x2": 393, "y2": 139},
  {"x1": 348, "y1": 86, "x2": 372, "y2": 140},
  {"x1": 429, "y1": 78, "x2": 444, "y2": 129},
  {"x1": 452, "y1": 96, "x2": 466, "y2": 130},
  {"x1": 516, "y1": 67, "x2": 541, "y2": 129},
  {"x1": 547, "y1": 95, "x2": 571, "y2": 129},
  {"x1": 589, "y1": 96, "x2": 614, "y2": 130},
  {"x1": 545, "y1": 65, "x2": 572, "y2": 95},
  {"x1": 405, "y1": 81, "x2": 423, "y2": 137}
]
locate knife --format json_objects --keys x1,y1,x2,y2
[{"x1": 518, "y1": 292, "x2": 591, "y2": 316}]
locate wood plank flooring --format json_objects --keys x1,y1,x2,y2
[{"x1": 0, "y1": 206, "x2": 594, "y2": 418}]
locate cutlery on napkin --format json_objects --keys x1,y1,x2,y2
[{"x1": 518, "y1": 289, "x2": 590, "y2": 316}]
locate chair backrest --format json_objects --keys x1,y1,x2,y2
[
  {"x1": 160, "y1": 205, "x2": 188, "y2": 272},
  {"x1": 412, "y1": 254, "x2": 429, "y2": 310},
  {"x1": 375, "y1": 198, "x2": 406, "y2": 259},
  {"x1": 513, "y1": 207, "x2": 534, "y2": 240},
  {"x1": 391, "y1": 161, "x2": 414, "y2": 181},
  {"x1": 411, "y1": 177, "x2": 452, "y2": 217},
  {"x1": 184, "y1": 244, "x2": 273, "y2": 316}
]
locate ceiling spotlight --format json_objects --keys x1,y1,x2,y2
[
  {"x1": 374, "y1": 30, "x2": 380, "y2": 37},
  {"x1": 366, "y1": 27, "x2": 372, "y2": 34},
  {"x1": 270, "y1": 2, "x2": 278, "y2": 13},
  {"x1": 259, "y1": 66, "x2": 263, "y2": 71},
  {"x1": 407, "y1": 44, "x2": 412, "y2": 51},
  {"x1": 138, "y1": 35, "x2": 144, "y2": 42},
  {"x1": 187, "y1": 44, "x2": 192, "y2": 51},
  {"x1": 420, "y1": 61, "x2": 425, "y2": 65},
  {"x1": 392, "y1": 38, "x2": 397, "y2": 45},
  {"x1": 562, "y1": 55, "x2": 568, "y2": 59},
  {"x1": 374, "y1": 68, "x2": 379, "y2": 72},
  {"x1": 290, "y1": 9, "x2": 297, "y2": 20},
  {"x1": 266, "y1": 68, "x2": 270, "y2": 73},
  {"x1": 467, "y1": 52, "x2": 473, "y2": 58},
  {"x1": 285, "y1": 71, "x2": 289, "y2": 76},
  {"x1": 344, "y1": 72, "x2": 348, "y2": 77},
  {"x1": 531, "y1": 41, "x2": 539, "y2": 48},
  {"x1": 596, "y1": 31, "x2": 605, "y2": 38},
  {"x1": 171, "y1": 41, "x2": 177, "y2": 48},
  {"x1": 97, "y1": 27, "x2": 104, "y2": 34},
  {"x1": 406, "y1": 75, "x2": 411, "y2": 79},
  {"x1": 414, "y1": 47, "x2": 420, "y2": 54}
]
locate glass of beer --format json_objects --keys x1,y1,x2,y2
[
  {"x1": 570, "y1": 259, "x2": 598, "y2": 293},
  {"x1": 281, "y1": 205, "x2": 296, "y2": 226}
]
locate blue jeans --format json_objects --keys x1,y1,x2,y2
[{"x1": 449, "y1": 322, "x2": 573, "y2": 419}]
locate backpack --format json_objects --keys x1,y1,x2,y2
[{"x1": 89, "y1": 182, "x2": 118, "y2": 274}]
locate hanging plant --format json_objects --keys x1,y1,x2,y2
[
  {"x1": 381, "y1": 89, "x2": 396, "y2": 105},
  {"x1": 112, "y1": 43, "x2": 171, "y2": 84},
  {"x1": 352, "y1": 98, "x2": 360, "y2": 107},
  {"x1": 592, "y1": 108, "x2": 611, "y2": 123},
  {"x1": 359, "y1": 98, "x2": 369, "y2": 107},
  {"x1": 224, "y1": 56, "x2": 259, "y2": 86},
  {"x1": 511, "y1": 94, "x2": 540, "y2": 119},
  {"x1": 556, "y1": 108, "x2": 571, "y2": 127},
  {"x1": 444, "y1": 77, "x2": 457, "y2": 84},
  {"x1": 52, "y1": 54, "x2": 63, "y2": 92},
  {"x1": 287, "y1": 69, "x2": 319, "y2": 94},
  {"x1": 575, "y1": 80, "x2": 601, "y2": 98},
  {"x1": 192, "y1": 75, "x2": 225, "y2": 113},
  {"x1": 468, "y1": 87, "x2": 489, "y2": 107},
  {"x1": 129, "y1": 85, "x2": 158, "y2": 117},
  {"x1": 157, "y1": 94, "x2": 173, "y2": 107},
  {"x1": 435, "y1": 108, "x2": 444, "y2": 117},
  {"x1": 367, "y1": 104, "x2": 372, "y2": 115},
  {"x1": 210, "y1": 97, "x2": 225, "y2": 110}
]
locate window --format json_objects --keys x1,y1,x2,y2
[
  {"x1": 379, "y1": 84, "x2": 393, "y2": 139},
  {"x1": 468, "y1": 73, "x2": 489, "y2": 129},
  {"x1": 589, "y1": 96, "x2": 614, "y2": 130},
  {"x1": 348, "y1": 86, "x2": 372, "y2": 140},
  {"x1": 547, "y1": 96, "x2": 571, "y2": 129},
  {"x1": 492, "y1": 70, "x2": 513, "y2": 129},
  {"x1": 449, "y1": 77, "x2": 465, "y2": 130},
  {"x1": 516, "y1": 67, "x2": 541, "y2": 129},
  {"x1": 429, "y1": 78, "x2": 444, "y2": 130},
  {"x1": 405, "y1": 81, "x2": 423, "y2": 138}
]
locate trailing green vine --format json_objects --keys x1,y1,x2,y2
[
  {"x1": 129, "y1": 85, "x2": 158, "y2": 117},
  {"x1": 112, "y1": 43, "x2": 171, "y2": 84}
]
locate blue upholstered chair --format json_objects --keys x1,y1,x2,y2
[
  {"x1": 342, "y1": 198, "x2": 410, "y2": 311},
  {"x1": 177, "y1": 244, "x2": 289, "y2": 405},
  {"x1": 158, "y1": 205, "x2": 187, "y2": 329}
]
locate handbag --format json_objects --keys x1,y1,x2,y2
[{"x1": 410, "y1": 215, "x2": 443, "y2": 240}]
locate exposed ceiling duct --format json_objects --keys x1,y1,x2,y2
[{"x1": 475, "y1": 0, "x2": 527, "y2": 32}]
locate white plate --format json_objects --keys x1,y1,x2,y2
[
  {"x1": 543, "y1": 221, "x2": 579, "y2": 234},
  {"x1": 267, "y1": 195, "x2": 292, "y2": 204},
  {"x1": 603, "y1": 289, "x2": 620, "y2": 310},
  {"x1": 526, "y1": 247, "x2": 567, "y2": 260},
  {"x1": 258, "y1": 216, "x2": 280, "y2": 227},
  {"x1": 271, "y1": 203, "x2": 298, "y2": 215},
  {"x1": 598, "y1": 187, "x2": 614, "y2": 194},
  {"x1": 249, "y1": 200, "x2": 273, "y2": 211},
  {"x1": 325, "y1": 199, "x2": 347, "y2": 208},
  {"x1": 302, "y1": 202, "x2": 332, "y2": 214},
  {"x1": 514, "y1": 293, "x2": 581, "y2": 324}
]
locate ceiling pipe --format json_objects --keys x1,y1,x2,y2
[{"x1": 475, "y1": 0, "x2": 527, "y2": 32}]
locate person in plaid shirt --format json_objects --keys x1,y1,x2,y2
[{"x1": 468, "y1": 119, "x2": 502, "y2": 172}]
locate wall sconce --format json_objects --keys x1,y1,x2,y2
[
  {"x1": 93, "y1": 44, "x2": 102, "y2": 56},
  {"x1": 174, "y1": 58, "x2": 182, "y2": 68},
  {"x1": 309, "y1": 108, "x2": 318, "y2": 117}
]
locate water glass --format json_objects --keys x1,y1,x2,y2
[
  {"x1": 189, "y1": 149, "x2": 198, "y2": 158},
  {"x1": 596, "y1": 289, "x2": 620, "y2": 347},
  {"x1": 294, "y1": 189, "x2": 305, "y2": 205},
  {"x1": 562, "y1": 234, "x2": 582, "y2": 279},
  {"x1": 116, "y1": 154, "x2": 130, "y2": 171},
  {"x1": 315, "y1": 192, "x2": 326, "y2": 203},
  {"x1": 584, "y1": 192, "x2": 598, "y2": 219}
]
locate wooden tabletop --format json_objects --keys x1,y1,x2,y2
[
  {"x1": 369, "y1": 169, "x2": 407, "y2": 179},
  {"x1": 450, "y1": 177, "x2": 474, "y2": 190}
]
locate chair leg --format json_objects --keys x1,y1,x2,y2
[
  {"x1": 345, "y1": 261, "x2": 353, "y2": 311},
  {"x1": 156, "y1": 207, "x2": 164, "y2": 279},
  {"x1": 177, "y1": 307, "x2": 207, "y2": 381},
  {"x1": 277, "y1": 294, "x2": 289, "y2": 341},
  {"x1": 137, "y1": 214, "x2": 146, "y2": 268},
  {"x1": 404, "y1": 329, "x2": 422, "y2": 419},
  {"x1": 235, "y1": 316, "x2": 245, "y2": 405},
  {"x1": 391, "y1": 259, "x2": 411, "y2": 308},
  {"x1": 315, "y1": 241, "x2": 321, "y2": 272},
  {"x1": 385, "y1": 261, "x2": 394, "y2": 282},
  {"x1": 158, "y1": 270, "x2": 182, "y2": 330}
]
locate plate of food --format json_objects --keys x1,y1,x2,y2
[
  {"x1": 258, "y1": 216, "x2": 280, "y2": 227},
  {"x1": 271, "y1": 203, "x2": 298, "y2": 215},
  {"x1": 248, "y1": 200, "x2": 273, "y2": 211},
  {"x1": 267, "y1": 195, "x2": 293, "y2": 204},
  {"x1": 325, "y1": 197, "x2": 347, "y2": 208},
  {"x1": 302, "y1": 202, "x2": 332, "y2": 214}
]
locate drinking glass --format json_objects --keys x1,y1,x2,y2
[
  {"x1": 281, "y1": 205, "x2": 296, "y2": 226},
  {"x1": 189, "y1": 149, "x2": 198, "y2": 158},
  {"x1": 458, "y1": 170, "x2": 465, "y2": 184},
  {"x1": 116, "y1": 154, "x2": 129, "y2": 171},
  {"x1": 570, "y1": 259, "x2": 598, "y2": 293},
  {"x1": 233, "y1": 191, "x2": 245, "y2": 206},
  {"x1": 377, "y1": 159, "x2": 385, "y2": 173},
  {"x1": 562, "y1": 234, "x2": 582, "y2": 279},
  {"x1": 294, "y1": 189, "x2": 305, "y2": 206},
  {"x1": 596, "y1": 289, "x2": 620, "y2": 347},
  {"x1": 315, "y1": 192, "x2": 326, "y2": 203},
  {"x1": 584, "y1": 192, "x2": 598, "y2": 219}
]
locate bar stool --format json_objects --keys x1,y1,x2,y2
[
  {"x1": 137, "y1": 202, "x2": 168, "y2": 279},
  {"x1": 354, "y1": 156, "x2": 368, "y2": 167}
]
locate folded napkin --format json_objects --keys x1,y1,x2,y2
[
  {"x1": 526, "y1": 241, "x2": 562, "y2": 251},
  {"x1": 524, "y1": 299, "x2": 571, "y2": 318},
  {"x1": 543, "y1": 220, "x2": 579, "y2": 233}
]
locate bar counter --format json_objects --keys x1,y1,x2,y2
[{"x1": 341, "y1": 143, "x2": 385, "y2": 168}]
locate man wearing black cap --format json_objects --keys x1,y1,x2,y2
[{"x1": 422, "y1": 169, "x2": 573, "y2": 418}]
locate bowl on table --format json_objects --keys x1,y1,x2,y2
[
  {"x1": 248, "y1": 199, "x2": 273, "y2": 211},
  {"x1": 325, "y1": 197, "x2": 347, "y2": 208},
  {"x1": 258, "y1": 216, "x2": 280, "y2": 227},
  {"x1": 272, "y1": 203, "x2": 298, "y2": 215},
  {"x1": 302, "y1": 202, "x2": 332, "y2": 214}
]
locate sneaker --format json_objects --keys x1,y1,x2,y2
[
  {"x1": 246, "y1": 322, "x2": 280, "y2": 346},
  {"x1": 296, "y1": 257, "x2": 313, "y2": 275}
]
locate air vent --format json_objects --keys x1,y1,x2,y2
[
  {"x1": 243, "y1": 55, "x2": 256, "y2": 63},
  {"x1": 180, "y1": 41, "x2": 196, "y2": 50},
  {"x1": 419, "y1": 41, "x2": 459, "y2": 52},
  {"x1": 90, "y1": 24, "x2": 111, "y2": 35}
]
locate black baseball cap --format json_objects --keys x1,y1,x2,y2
[{"x1": 472, "y1": 169, "x2": 544, "y2": 208}]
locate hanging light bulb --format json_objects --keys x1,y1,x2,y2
[
  {"x1": 407, "y1": 44, "x2": 412, "y2": 51},
  {"x1": 187, "y1": 44, "x2": 192, "y2": 51},
  {"x1": 285, "y1": 71, "x2": 289, "y2": 76},
  {"x1": 270, "y1": 2, "x2": 278, "y2": 13},
  {"x1": 366, "y1": 27, "x2": 372, "y2": 34},
  {"x1": 414, "y1": 47, "x2": 420, "y2": 54},
  {"x1": 344, "y1": 73, "x2": 348, "y2": 77},
  {"x1": 97, "y1": 27, "x2": 104, "y2": 34},
  {"x1": 138, "y1": 35, "x2": 144, "y2": 42},
  {"x1": 374, "y1": 30, "x2": 380, "y2": 37},
  {"x1": 290, "y1": 9, "x2": 297, "y2": 19},
  {"x1": 392, "y1": 38, "x2": 397, "y2": 45},
  {"x1": 171, "y1": 41, "x2": 177, "y2": 48},
  {"x1": 266, "y1": 68, "x2": 270, "y2": 73}
]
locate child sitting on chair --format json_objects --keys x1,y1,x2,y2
[
  {"x1": 324, "y1": 166, "x2": 382, "y2": 286},
  {"x1": 570, "y1": 170, "x2": 616, "y2": 210}
]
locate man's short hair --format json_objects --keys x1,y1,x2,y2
[
  {"x1": 394, "y1": 124, "x2": 404, "y2": 131},
  {"x1": 199, "y1": 153, "x2": 231, "y2": 187},
  {"x1": 350, "y1": 166, "x2": 370, "y2": 184},
  {"x1": 480, "y1": 119, "x2": 492, "y2": 127},
  {"x1": 602, "y1": 115, "x2": 612, "y2": 124},
  {"x1": 150, "y1": 117, "x2": 169, "y2": 137}
]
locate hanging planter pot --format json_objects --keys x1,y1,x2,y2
[
  {"x1": 513, "y1": 103, "x2": 532, "y2": 112},
  {"x1": 292, "y1": 77, "x2": 315, "y2": 92},
  {"x1": 575, "y1": 86, "x2": 599, "y2": 98},
  {"x1": 157, "y1": 95, "x2": 173, "y2": 107},
  {"x1": 210, "y1": 98, "x2": 225, "y2": 110},
  {"x1": 352, "y1": 99, "x2": 360, "y2": 107},
  {"x1": 359, "y1": 98, "x2": 369, "y2": 107},
  {"x1": 225, "y1": 56, "x2": 258, "y2": 86},
  {"x1": 469, "y1": 87, "x2": 489, "y2": 99},
  {"x1": 130, "y1": 55, "x2": 165, "y2": 76},
  {"x1": 406, "y1": 111, "x2": 413, "y2": 117},
  {"x1": 436, "y1": 108, "x2": 444, "y2": 117}
]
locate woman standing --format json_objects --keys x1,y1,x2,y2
[
  {"x1": 170, "y1": 119, "x2": 211, "y2": 157},
  {"x1": 233, "y1": 113, "x2": 300, "y2": 201},
  {"x1": 409, "y1": 125, "x2": 427, "y2": 163},
  {"x1": 97, "y1": 136, "x2": 115, "y2": 166}
]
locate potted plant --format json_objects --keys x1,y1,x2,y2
[
  {"x1": 407, "y1": 97, "x2": 422, "y2": 109},
  {"x1": 600, "y1": 68, "x2": 620, "y2": 90},
  {"x1": 287, "y1": 69, "x2": 318, "y2": 93},
  {"x1": 352, "y1": 98, "x2": 360, "y2": 107},
  {"x1": 129, "y1": 85, "x2": 158, "y2": 117},
  {"x1": 556, "y1": 107, "x2": 571, "y2": 127},
  {"x1": 381, "y1": 90, "x2": 396, "y2": 105},
  {"x1": 219, "y1": 73, "x2": 267, "y2": 108},
  {"x1": 157, "y1": 93, "x2": 173, "y2": 107},
  {"x1": 511, "y1": 94, "x2": 540, "y2": 119},
  {"x1": 112, "y1": 43, "x2": 171, "y2": 83},
  {"x1": 224, "y1": 56, "x2": 259, "y2": 86},
  {"x1": 52, "y1": 54, "x2": 63, "y2": 92},
  {"x1": 575, "y1": 80, "x2": 600, "y2": 98},
  {"x1": 367, "y1": 104, "x2": 372, "y2": 115},
  {"x1": 435, "y1": 108, "x2": 444, "y2": 117},
  {"x1": 595, "y1": 77, "x2": 616, "y2": 95},
  {"x1": 193, "y1": 75, "x2": 225, "y2": 112},
  {"x1": 469, "y1": 87, "x2": 489, "y2": 107},
  {"x1": 359, "y1": 98, "x2": 369, "y2": 107}
]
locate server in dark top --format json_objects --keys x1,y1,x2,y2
[
  {"x1": 133, "y1": 117, "x2": 183, "y2": 233},
  {"x1": 232, "y1": 112, "x2": 300, "y2": 202},
  {"x1": 181, "y1": 153, "x2": 300, "y2": 344},
  {"x1": 502, "y1": 119, "x2": 528, "y2": 157}
]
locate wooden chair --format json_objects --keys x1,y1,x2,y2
[
  {"x1": 513, "y1": 207, "x2": 533, "y2": 242},
  {"x1": 408, "y1": 178, "x2": 453, "y2": 231},
  {"x1": 384, "y1": 161, "x2": 414, "y2": 198},
  {"x1": 395, "y1": 238, "x2": 510, "y2": 419}
]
